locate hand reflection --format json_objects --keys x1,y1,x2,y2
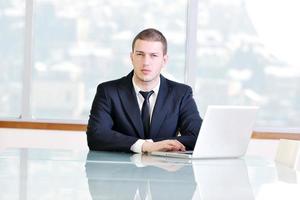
[{"x1": 130, "y1": 153, "x2": 186, "y2": 172}]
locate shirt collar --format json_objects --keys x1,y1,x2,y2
[{"x1": 132, "y1": 76, "x2": 160, "y2": 95}]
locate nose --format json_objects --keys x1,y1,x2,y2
[{"x1": 143, "y1": 55, "x2": 151, "y2": 66}]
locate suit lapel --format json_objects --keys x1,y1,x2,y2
[
  {"x1": 118, "y1": 72, "x2": 144, "y2": 138},
  {"x1": 149, "y1": 76, "x2": 170, "y2": 138}
]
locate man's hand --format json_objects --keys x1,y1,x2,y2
[{"x1": 142, "y1": 140, "x2": 186, "y2": 153}]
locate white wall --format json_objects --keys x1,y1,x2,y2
[{"x1": 0, "y1": 128, "x2": 88, "y2": 151}]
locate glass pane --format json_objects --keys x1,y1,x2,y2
[
  {"x1": 195, "y1": 0, "x2": 300, "y2": 128},
  {"x1": 0, "y1": 0, "x2": 24, "y2": 118},
  {"x1": 0, "y1": 149, "x2": 21, "y2": 199},
  {"x1": 32, "y1": 0, "x2": 187, "y2": 120}
]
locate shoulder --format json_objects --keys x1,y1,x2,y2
[{"x1": 97, "y1": 78, "x2": 121, "y2": 89}]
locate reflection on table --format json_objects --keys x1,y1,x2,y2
[
  {"x1": 86, "y1": 151, "x2": 196, "y2": 200},
  {"x1": 0, "y1": 148, "x2": 299, "y2": 200}
]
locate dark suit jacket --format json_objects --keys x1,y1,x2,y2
[{"x1": 86, "y1": 71, "x2": 202, "y2": 152}]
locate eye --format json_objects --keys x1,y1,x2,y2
[
  {"x1": 136, "y1": 52, "x2": 143, "y2": 56},
  {"x1": 151, "y1": 54, "x2": 158, "y2": 57}
]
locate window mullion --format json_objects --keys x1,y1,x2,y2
[
  {"x1": 21, "y1": 0, "x2": 34, "y2": 120},
  {"x1": 184, "y1": 0, "x2": 198, "y2": 88}
]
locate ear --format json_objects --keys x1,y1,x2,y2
[
  {"x1": 130, "y1": 52, "x2": 133, "y2": 63},
  {"x1": 163, "y1": 54, "x2": 168, "y2": 66}
]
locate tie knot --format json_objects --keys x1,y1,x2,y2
[{"x1": 139, "y1": 90, "x2": 154, "y2": 100}]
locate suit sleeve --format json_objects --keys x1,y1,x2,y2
[
  {"x1": 86, "y1": 84, "x2": 138, "y2": 152},
  {"x1": 176, "y1": 86, "x2": 202, "y2": 150}
]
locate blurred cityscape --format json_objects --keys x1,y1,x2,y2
[
  {"x1": 0, "y1": 0, "x2": 299, "y2": 128},
  {"x1": 194, "y1": 0, "x2": 300, "y2": 127}
]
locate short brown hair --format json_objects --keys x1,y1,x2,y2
[{"x1": 132, "y1": 28, "x2": 168, "y2": 55}]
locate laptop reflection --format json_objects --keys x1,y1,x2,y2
[{"x1": 192, "y1": 159, "x2": 255, "y2": 200}]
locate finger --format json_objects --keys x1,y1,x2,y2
[
  {"x1": 156, "y1": 140, "x2": 185, "y2": 152},
  {"x1": 165, "y1": 143, "x2": 184, "y2": 152},
  {"x1": 174, "y1": 145, "x2": 186, "y2": 152},
  {"x1": 169, "y1": 140, "x2": 186, "y2": 151},
  {"x1": 155, "y1": 142, "x2": 173, "y2": 152}
]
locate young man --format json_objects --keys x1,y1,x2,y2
[{"x1": 86, "y1": 28, "x2": 202, "y2": 153}]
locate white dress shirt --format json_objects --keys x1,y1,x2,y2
[{"x1": 130, "y1": 77, "x2": 160, "y2": 153}]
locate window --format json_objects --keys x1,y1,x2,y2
[
  {"x1": 1, "y1": 0, "x2": 300, "y2": 131},
  {"x1": 32, "y1": 0, "x2": 187, "y2": 120},
  {"x1": 0, "y1": 0, "x2": 24, "y2": 118},
  {"x1": 195, "y1": 0, "x2": 300, "y2": 128}
]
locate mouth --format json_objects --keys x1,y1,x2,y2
[{"x1": 141, "y1": 69, "x2": 151, "y2": 74}]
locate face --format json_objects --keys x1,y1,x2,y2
[{"x1": 131, "y1": 39, "x2": 168, "y2": 87}]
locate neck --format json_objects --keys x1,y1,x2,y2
[{"x1": 133, "y1": 75, "x2": 159, "y2": 91}]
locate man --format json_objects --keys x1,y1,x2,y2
[{"x1": 86, "y1": 28, "x2": 202, "y2": 153}]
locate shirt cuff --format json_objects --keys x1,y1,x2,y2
[{"x1": 130, "y1": 139, "x2": 153, "y2": 153}]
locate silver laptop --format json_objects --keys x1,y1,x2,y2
[{"x1": 151, "y1": 105, "x2": 259, "y2": 159}]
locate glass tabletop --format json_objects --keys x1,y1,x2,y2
[{"x1": 0, "y1": 148, "x2": 299, "y2": 200}]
